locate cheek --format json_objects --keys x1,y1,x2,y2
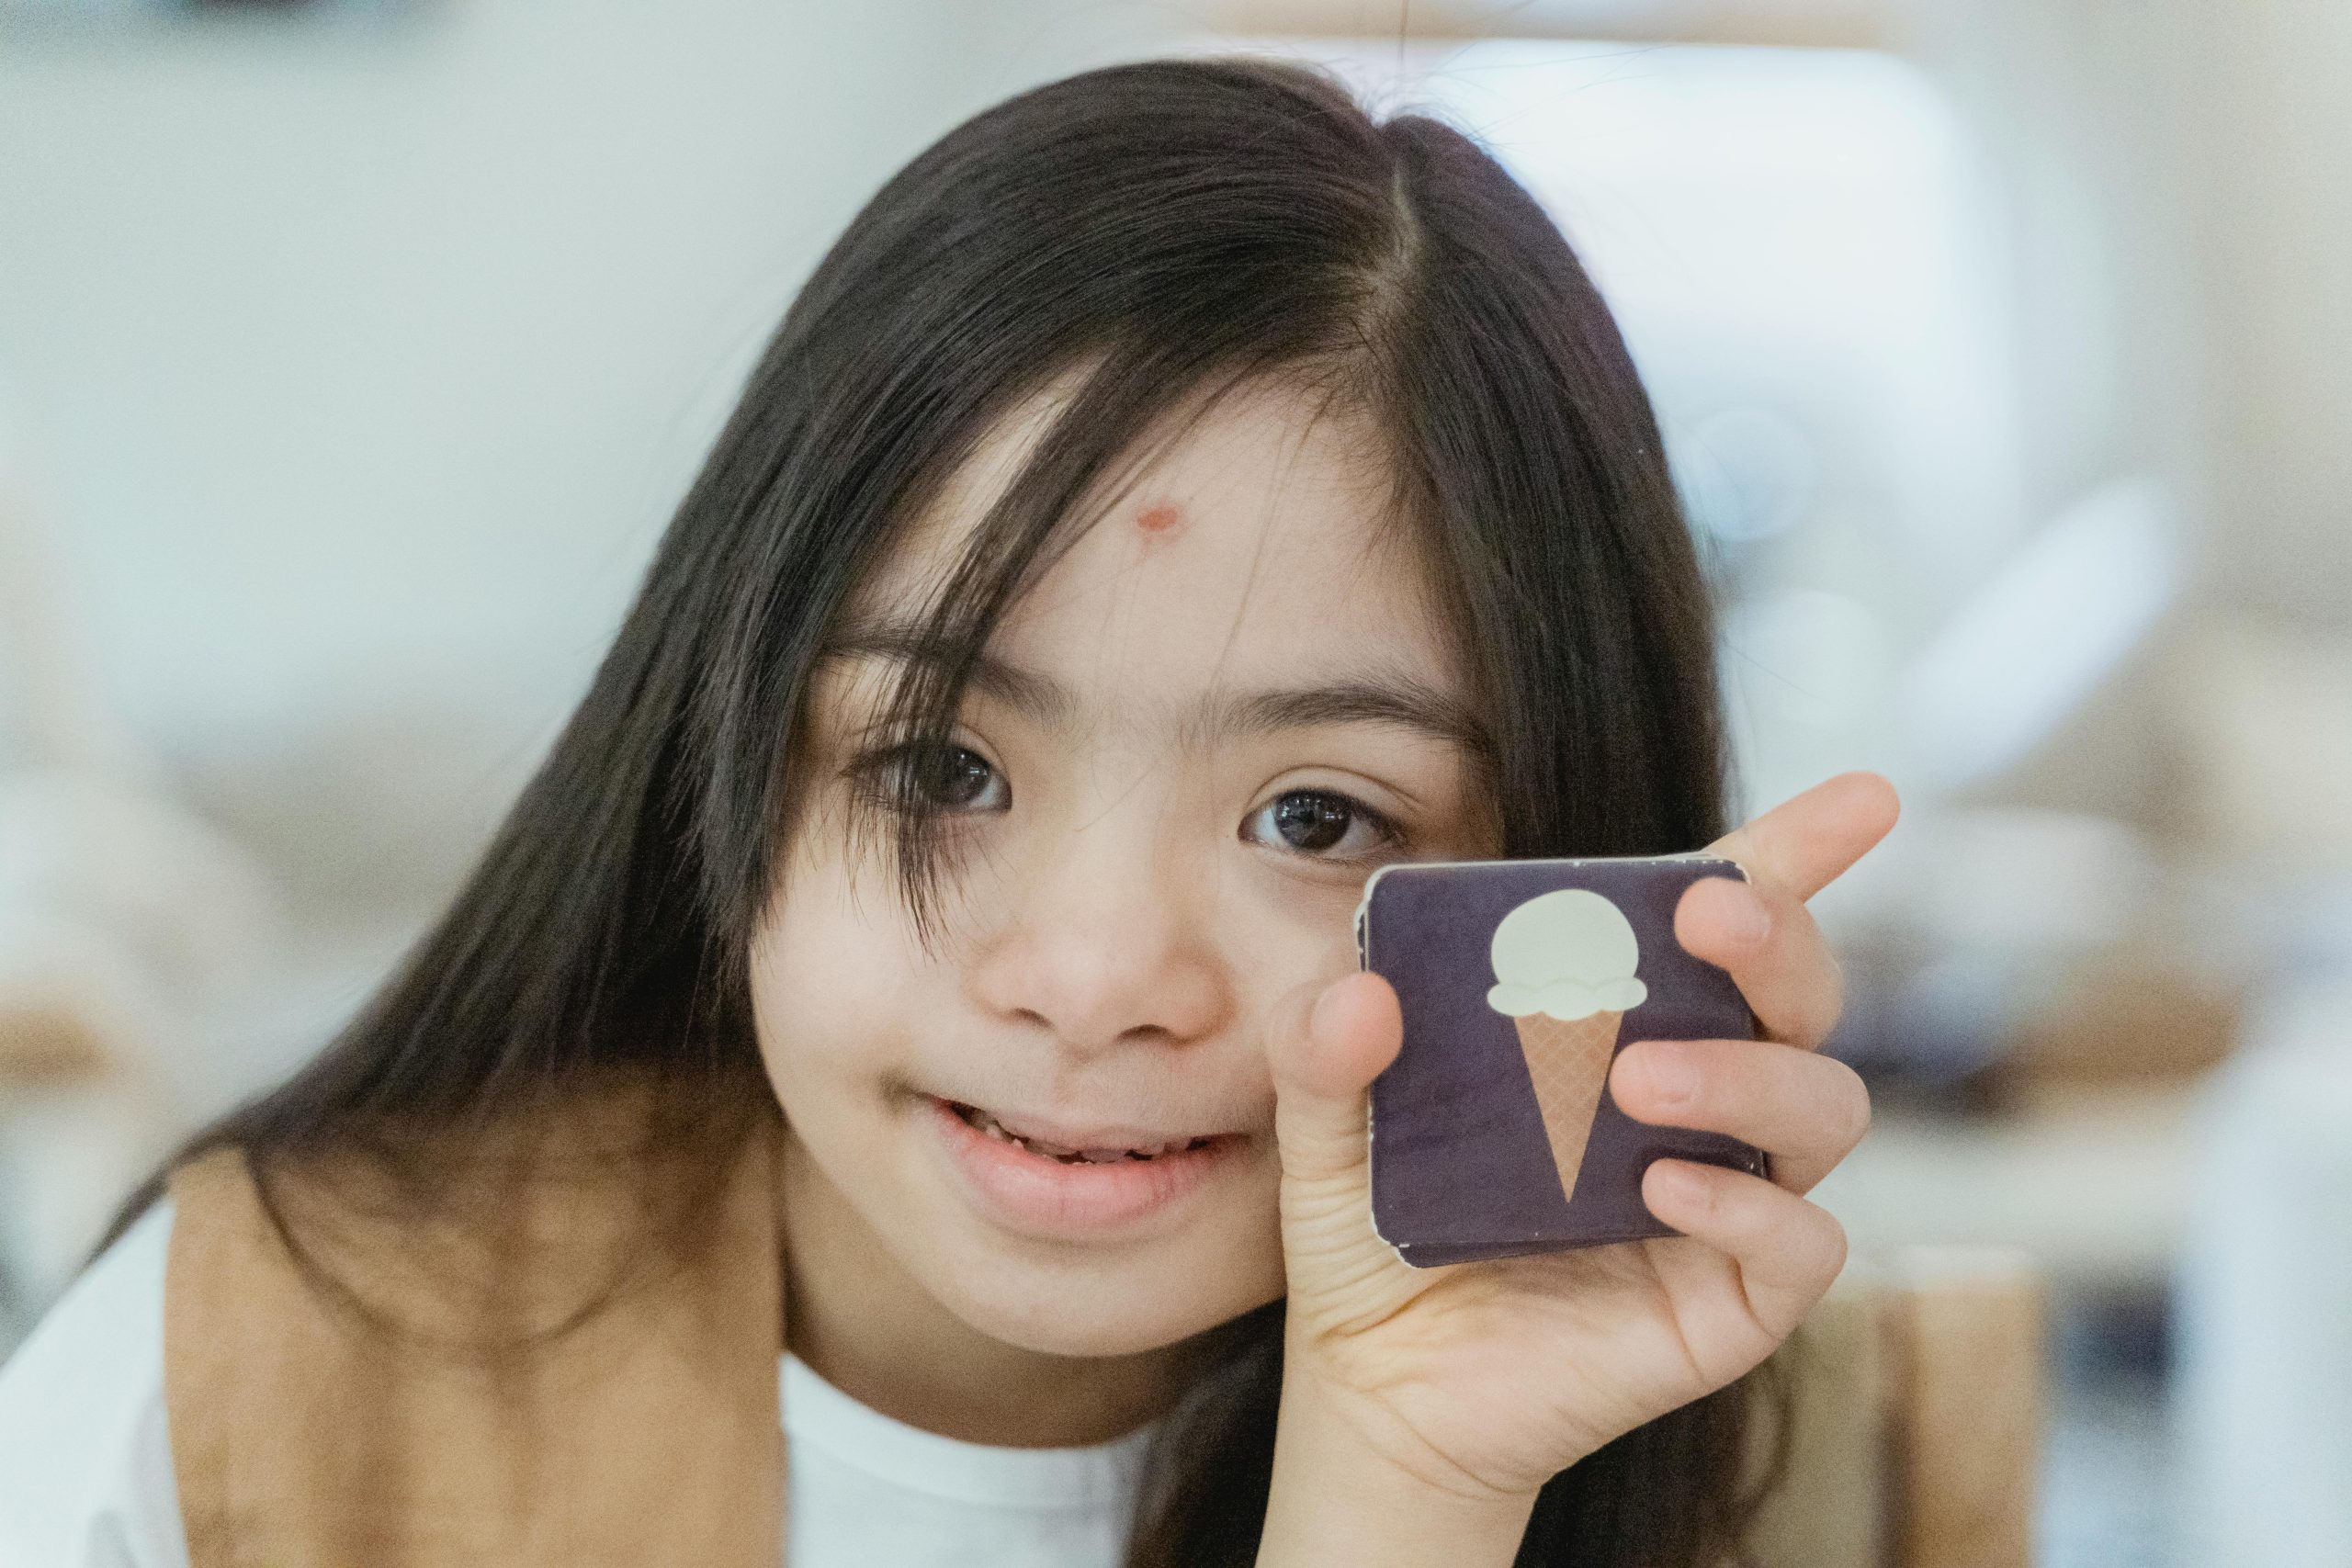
[
  {"x1": 747, "y1": 850, "x2": 926, "y2": 1112},
  {"x1": 1223, "y1": 869, "x2": 1369, "y2": 1025}
]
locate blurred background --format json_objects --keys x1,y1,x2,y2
[{"x1": 2, "y1": 1, "x2": 2346, "y2": 1562}]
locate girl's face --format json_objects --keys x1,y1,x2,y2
[{"x1": 751, "y1": 378, "x2": 1495, "y2": 1362}]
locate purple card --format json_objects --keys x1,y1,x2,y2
[{"x1": 1356, "y1": 854, "x2": 1772, "y2": 1267}]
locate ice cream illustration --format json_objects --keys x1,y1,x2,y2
[{"x1": 1486, "y1": 889, "x2": 1648, "y2": 1205}]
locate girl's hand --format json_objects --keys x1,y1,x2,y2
[{"x1": 1255, "y1": 773, "x2": 1896, "y2": 1561}]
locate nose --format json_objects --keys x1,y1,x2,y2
[{"x1": 966, "y1": 816, "x2": 1232, "y2": 1055}]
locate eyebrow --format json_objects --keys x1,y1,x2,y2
[
  {"x1": 825, "y1": 617, "x2": 1077, "y2": 725},
  {"x1": 1185, "y1": 678, "x2": 1493, "y2": 759},
  {"x1": 822, "y1": 615, "x2": 1492, "y2": 759}
]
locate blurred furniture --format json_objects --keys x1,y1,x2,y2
[
  {"x1": 1744, "y1": 1245, "x2": 2043, "y2": 1568},
  {"x1": 0, "y1": 771, "x2": 232, "y2": 1346},
  {"x1": 0, "y1": 453, "x2": 280, "y2": 1344},
  {"x1": 1809, "y1": 1091, "x2": 2193, "y2": 1292},
  {"x1": 2172, "y1": 967, "x2": 2352, "y2": 1568},
  {"x1": 0, "y1": 943, "x2": 161, "y2": 1348}
]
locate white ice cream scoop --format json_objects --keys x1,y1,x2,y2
[{"x1": 1486, "y1": 888, "x2": 1647, "y2": 1021}]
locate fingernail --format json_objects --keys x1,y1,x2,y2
[
  {"x1": 1650, "y1": 1159, "x2": 1709, "y2": 1203},
  {"x1": 1645, "y1": 1044, "x2": 1699, "y2": 1107},
  {"x1": 1307, "y1": 976, "x2": 1350, "y2": 1039},
  {"x1": 1724, "y1": 887, "x2": 1771, "y2": 946}
]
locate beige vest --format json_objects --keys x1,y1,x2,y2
[{"x1": 162, "y1": 1093, "x2": 787, "y2": 1566}]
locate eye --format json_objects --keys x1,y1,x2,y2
[
  {"x1": 865, "y1": 742, "x2": 1008, "y2": 813},
  {"x1": 1242, "y1": 789, "x2": 1396, "y2": 860}
]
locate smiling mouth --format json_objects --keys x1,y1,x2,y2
[{"x1": 943, "y1": 1100, "x2": 1218, "y2": 1165}]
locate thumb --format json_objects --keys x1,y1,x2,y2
[{"x1": 1266, "y1": 971, "x2": 1403, "y2": 1191}]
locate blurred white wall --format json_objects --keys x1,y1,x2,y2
[
  {"x1": 2173, "y1": 0, "x2": 2352, "y2": 626},
  {"x1": 0, "y1": 0, "x2": 1172, "y2": 913},
  {"x1": 1903, "y1": 0, "x2": 2352, "y2": 772}
]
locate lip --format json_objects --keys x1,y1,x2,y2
[{"x1": 923, "y1": 1095, "x2": 1240, "y2": 1238}]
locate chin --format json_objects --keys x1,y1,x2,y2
[{"x1": 933, "y1": 1239, "x2": 1282, "y2": 1360}]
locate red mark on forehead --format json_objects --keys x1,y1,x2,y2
[{"x1": 1134, "y1": 503, "x2": 1183, "y2": 536}]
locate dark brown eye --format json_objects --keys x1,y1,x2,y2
[
  {"x1": 1273, "y1": 792, "x2": 1351, "y2": 851},
  {"x1": 876, "y1": 743, "x2": 1005, "y2": 812},
  {"x1": 1243, "y1": 789, "x2": 1393, "y2": 859},
  {"x1": 923, "y1": 746, "x2": 1000, "y2": 809}
]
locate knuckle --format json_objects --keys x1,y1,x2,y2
[
  {"x1": 1815, "y1": 947, "x2": 1848, "y2": 1031},
  {"x1": 1783, "y1": 933, "x2": 1844, "y2": 1045}
]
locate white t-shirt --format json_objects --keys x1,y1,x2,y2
[{"x1": 0, "y1": 1201, "x2": 1159, "y2": 1567}]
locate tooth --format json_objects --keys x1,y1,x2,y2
[
  {"x1": 1078, "y1": 1149, "x2": 1126, "y2": 1164},
  {"x1": 1025, "y1": 1138, "x2": 1079, "y2": 1158}
]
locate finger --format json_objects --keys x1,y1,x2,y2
[
  {"x1": 1641, "y1": 1159, "x2": 1849, "y2": 1345},
  {"x1": 1265, "y1": 971, "x2": 1402, "y2": 1191},
  {"x1": 1705, "y1": 771, "x2": 1899, "y2": 903},
  {"x1": 1673, "y1": 874, "x2": 1842, "y2": 1047},
  {"x1": 1611, "y1": 1037, "x2": 1871, "y2": 1195}
]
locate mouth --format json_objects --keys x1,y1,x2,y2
[
  {"x1": 923, "y1": 1094, "x2": 1243, "y2": 1236},
  {"x1": 943, "y1": 1100, "x2": 1221, "y2": 1164}
]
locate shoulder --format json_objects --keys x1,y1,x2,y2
[{"x1": 0, "y1": 1199, "x2": 187, "y2": 1568}]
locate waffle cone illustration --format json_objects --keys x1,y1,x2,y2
[
  {"x1": 1487, "y1": 890, "x2": 1647, "y2": 1207},
  {"x1": 1512, "y1": 1010, "x2": 1623, "y2": 1204}
]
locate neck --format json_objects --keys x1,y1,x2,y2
[{"x1": 776, "y1": 1124, "x2": 1206, "y2": 1448}]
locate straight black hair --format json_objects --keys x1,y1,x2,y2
[{"x1": 115, "y1": 54, "x2": 1774, "y2": 1567}]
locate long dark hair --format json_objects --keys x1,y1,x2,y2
[{"x1": 116, "y1": 55, "x2": 1770, "y2": 1567}]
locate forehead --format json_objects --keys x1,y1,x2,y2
[{"x1": 861, "y1": 377, "x2": 1460, "y2": 705}]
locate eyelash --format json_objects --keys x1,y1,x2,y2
[{"x1": 846, "y1": 743, "x2": 1404, "y2": 864}]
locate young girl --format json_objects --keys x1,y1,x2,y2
[{"x1": 0, "y1": 55, "x2": 1893, "y2": 1568}]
